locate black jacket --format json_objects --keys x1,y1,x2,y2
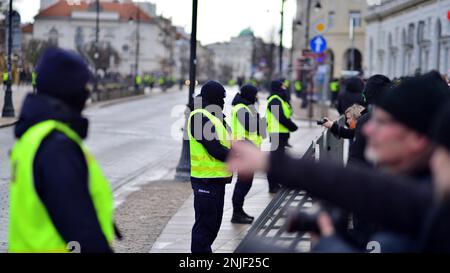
[
  {"x1": 190, "y1": 96, "x2": 232, "y2": 184},
  {"x1": 267, "y1": 92, "x2": 298, "y2": 133},
  {"x1": 347, "y1": 110, "x2": 371, "y2": 167},
  {"x1": 267, "y1": 154, "x2": 450, "y2": 252},
  {"x1": 14, "y1": 94, "x2": 112, "y2": 253},
  {"x1": 232, "y1": 93, "x2": 266, "y2": 139},
  {"x1": 330, "y1": 123, "x2": 355, "y2": 140}
]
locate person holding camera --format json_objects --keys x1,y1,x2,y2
[
  {"x1": 321, "y1": 104, "x2": 366, "y2": 140},
  {"x1": 228, "y1": 71, "x2": 450, "y2": 252}
]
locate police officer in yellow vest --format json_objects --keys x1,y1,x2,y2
[
  {"x1": 294, "y1": 80, "x2": 302, "y2": 98},
  {"x1": 230, "y1": 85, "x2": 265, "y2": 224},
  {"x1": 9, "y1": 48, "x2": 114, "y2": 253},
  {"x1": 188, "y1": 81, "x2": 232, "y2": 253},
  {"x1": 266, "y1": 80, "x2": 298, "y2": 193},
  {"x1": 330, "y1": 78, "x2": 340, "y2": 105}
]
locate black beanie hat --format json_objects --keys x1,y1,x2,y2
[
  {"x1": 376, "y1": 71, "x2": 450, "y2": 137},
  {"x1": 240, "y1": 84, "x2": 258, "y2": 104},
  {"x1": 363, "y1": 74, "x2": 392, "y2": 105},
  {"x1": 433, "y1": 101, "x2": 450, "y2": 152},
  {"x1": 271, "y1": 80, "x2": 284, "y2": 94},
  {"x1": 200, "y1": 81, "x2": 226, "y2": 105},
  {"x1": 344, "y1": 77, "x2": 365, "y2": 94},
  {"x1": 36, "y1": 47, "x2": 91, "y2": 112}
]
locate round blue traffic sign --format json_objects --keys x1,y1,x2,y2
[{"x1": 310, "y1": 35, "x2": 327, "y2": 53}]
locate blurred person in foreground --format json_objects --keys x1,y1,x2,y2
[
  {"x1": 8, "y1": 48, "x2": 114, "y2": 253},
  {"x1": 228, "y1": 71, "x2": 450, "y2": 252}
]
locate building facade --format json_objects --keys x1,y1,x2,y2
[
  {"x1": 32, "y1": 0, "x2": 170, "y2": 76},
  {"x1": 293, "y1": 0, "x2": 368, "y2": 78},
  {"x1": 365, "y1": 0, "x2": 450, "y2": 78}
]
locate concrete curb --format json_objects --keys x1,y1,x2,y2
[{"x1": 0, "y1": 119, "x2": 17, "y2": 129}]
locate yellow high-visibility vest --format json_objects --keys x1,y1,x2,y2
[
  {"x1": 187, "y1": 109, "x2": 232, "y2": 179},
  {"x1": 9, "y1": 120, "x2": 114, "y2": 253}
]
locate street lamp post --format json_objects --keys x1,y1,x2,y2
[
  {"x1": 279, "y1": 0, "x2": 286, "y2": 78},
  {"x1": 175, "y1": 0, "x2": 198, "y2": 182},
  {"x1": 2, "y1": 0, "x2": 15, "y2": 117},
  {"x1": 93, "y1": 0, "x2": 100, "y2": 98},
  {"x1": 134, "y1": 7, "x2": 141, "y2": 92}
]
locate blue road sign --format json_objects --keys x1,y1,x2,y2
[{"x1": 310, "y1": 35, "x2": 327, "y2": 54}]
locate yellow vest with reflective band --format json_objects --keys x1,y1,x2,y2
[
  {"x1": 330, "y1": 81, "x2": 339, "y2": 92},
  {"x1": 266, "y1": 95, "x2": 293, "y2": 134},
  {"x1": 8, "y1": 120, "x2": 114, "y2": 253},
  {"x1": 231, "y1": 104, "x2": 262, "y2": 147},
  {"x1": 32, "y1": 72, "x2": 37, "y2": 86},
  {"x1": 295, "y1": 81, "x2": 302, "y2": 92},
  {"x1": 188, "y1": 109, "x2": 232, "y2": 179}
]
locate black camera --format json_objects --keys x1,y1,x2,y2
[
  {"x1": 316, "y1": 118, "x2": 329, "y2": 126},
  {"x1": 285, "y1": 203, "x2": 348, "y2": 235}
]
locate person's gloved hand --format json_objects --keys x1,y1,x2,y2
[
  {"x1": 309, "y1": 212, "x2": 336, "y2": 247},
  {"x1": 322, "y1": 118, "x2": 333, "y2": 129},
  {"x1": 228, "y1": 141, "x2": 269, "y2": 178}
]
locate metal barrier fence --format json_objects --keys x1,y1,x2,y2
[{"x1": 235, "y1": 118, "x2": 346, "y2": 253}]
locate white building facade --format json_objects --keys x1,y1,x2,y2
[
  {"x1": 207, "y1": 29, "x2": 254, "y2": 81},
  {"x1": 33, "y1": 0, "x2": 169, "y2": 76},
  {"x1": 365, "y1": 0, "x2": 450, "y2": 78}
]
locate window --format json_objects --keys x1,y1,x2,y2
[
  {"x1": 328, "y1": 12, "x2": 335, "y2": 29},
  {"x1": 349, "y1": 11, "x2": 362, "y2": 28},
  {"x1": 49, "y1": 27, "x2": 59, "y2": 46}
]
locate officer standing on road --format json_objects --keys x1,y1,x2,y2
[
  {"x1": 188, "y1": 81, "x2": 232, "y2": 253},
  {"x1": 230, "y1": 84, "x2": 265, "y2": 224},
  {"x1": 8, "y1": 48, "x2": 114, "y2": 253},
  {"x1": 265, "y1": 80, "x2": 298, "y2": 193}
]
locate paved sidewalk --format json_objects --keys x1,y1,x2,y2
[
  {"x1": 0, "y1": 85, "x2": 31, "y2": 128},
  {"x1": 150, "y1": 120, "x2": 324, "y2": 253}
]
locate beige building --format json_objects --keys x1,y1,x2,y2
[{"x1": 292, "y1": 0, "x2": 368, "y2": 78}]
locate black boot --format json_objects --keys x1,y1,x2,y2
[
  {"x1": 269, "y1": 184, "x2": 281, "y2": 194},
  {"x1": 231, "y1": 209, "x2": 254, "y2": 224}
]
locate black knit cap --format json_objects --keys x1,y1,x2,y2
[
  {"x1": 36, "y1": 47, "x2": 92, "y2": 112},
  {"x1": 240, "y1": 84, "x2": 258, "y2": 104},
  {"x1": 344, "y1": 77, "x2": 365, "y2": 94},
  {"x1": 433, "y1": 101, "x2": 450, "y2": 152},
  {"x1": 200, "y1": 80, "x2": 226, "y2": 105},
  {"x1": 363, "y1": 74, "x2": 392, "y2": 105},
  {"x1": 375, "y1": 71, "x2": 450, "y2": 137}
]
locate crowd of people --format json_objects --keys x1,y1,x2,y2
[
  {"x1": 8, "y1": 45, "x2": 450, "y2": 254},
  {"x1": 228, "y1": 70, "x2": 450, "y2": 253}
]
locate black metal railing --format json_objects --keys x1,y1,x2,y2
[{"x1": 235, "y1": 118, "x2": 346, "y2": 253}]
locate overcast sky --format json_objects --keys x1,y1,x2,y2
[{"x1": 13, "y1": 0, "x2": 296, "y2": 47}]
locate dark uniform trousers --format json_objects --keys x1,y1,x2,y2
[
  {"x1": 232, "y1": 173, "x2": 254, "y2": 211},
  {"x1": 267, "y1": 133, "x2": 289, "y2": 190},
  {"x1": 191, "y1": 180, "x2": 226, "y2": 253}
]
